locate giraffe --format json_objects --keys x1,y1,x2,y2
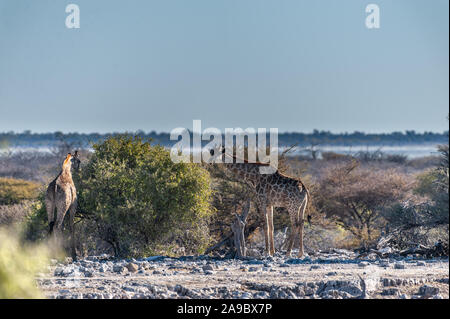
[
  {"x1": 210, "y1": 146, "x2": 309, "y2": 257},
  {"x1": 45, "y1": 151, "x2": 80, "y2": 260}
]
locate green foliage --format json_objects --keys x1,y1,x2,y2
[
  {"x1": 0, "y1": 178, "x2": 40, "y2": 205},
  {"x1": 415, "y1": 169, "x2": 437, "y2": 197},
  {"x1": 77, "y1": 135, "x2": 213, "y2": 258},
  {"x1": 413, "y1": 144, "x2": 449, "y2": 226},
  {"x1": 23, "y1": 194, "x2": 49, "y2": 242},
  {"x1": 434, "y1": 144, "x2": 449, "y2": 215},
  {"x1": 0, "y1": 228, "x2": 49, "y2": 298}
]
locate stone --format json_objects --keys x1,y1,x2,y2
[
  {"x1": 381, "y1": 288, "x2": 400, "y2": 296},
  {"x1": 418, "y1": 285, "x2": 439, "y2": 297},
  {"x1": 358, "y1": 261, "x2": 370, "y2": 268},
  {"x1": 241, "y1": 292, "x2": 252, "y2": 299},
  {"x1": 126, "y1": 263, "x2": 139, "y2": 273},
  {"x1": 58, "y1": 289, "x2": 71, "y2": 294},
  {"x1": 377, "y1": 247, "x2": 392, "y2": 255},
  {"x1": 202, "y1": 264, "x2": 214, "y2": 271},
  {"x1": 54, "y1": 267, "x2": 65, "y2": 276},
  {"x1": 319, "y1": 279, "x2": 363, "y2": 297},
  {"x1": 416, "y1": 261, "x2": 426, "y2": 266},
  {"x1": 394, "y1": 263, "x2": 405, "y2": 269},
  {"x1": 113, "y1": 265, "x2": 126, "y2": 273}
]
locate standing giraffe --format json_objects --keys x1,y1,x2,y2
[
  {"x1": 45, "y1": 152, "x2": 80, "y2": 260},
  {"x1": 210, "y1": 146, "x2": 310, "y2": 257}
]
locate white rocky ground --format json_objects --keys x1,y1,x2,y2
[{"x1": 36, "y1": 249, "x2": 449, "y2": 299}]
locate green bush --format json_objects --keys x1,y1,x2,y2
[
  {"x1": 0, "y1": 178, "x2": 40, "y2": 205},
  {"x1": 414, "y1": 144, "x2": 449, "y2": 225},
  {"x1": 76, "y1": 135, "x2": 213, "y2": 257},
  {"x1": 23, "y1": 194, "x2": 49, "y2": 243}
]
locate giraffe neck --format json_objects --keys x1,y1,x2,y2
[
  {"x1": 224, "y1": 162, "x2": 261, "y2": 180},
  {"x1": 60, "y1": 163, "x2": 73, "y2": 183},
  {"x1": 222, "y1": 151, "x2": 267, "y2": 185}
]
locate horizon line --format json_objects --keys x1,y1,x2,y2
[{"x1": 1, "y1": 129, "x2": 448, "y2": 136}]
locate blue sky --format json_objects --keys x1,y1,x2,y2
[{"x1": 0, "y1": 0, "x2": 448, "y2": 133}]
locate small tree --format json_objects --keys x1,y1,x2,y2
[{"x1": 315, "y1": 161, "x2": 408, "y2": 247}]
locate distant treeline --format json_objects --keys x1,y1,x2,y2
[{"x1": 0, "y1": 130, "x2": 448, "y2": 148}]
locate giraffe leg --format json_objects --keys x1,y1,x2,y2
[
  {"x1": 263, "y1": 209, "x2": 270, "y2": 256},
  {"x1": 297, "y1": 198, "x2": 308, "y2": 258},
  {"x1": 286, "y1": 207, "x2": 299, "y2": 257},
  {"x1": 68, "y1": 200, "x2": 77, "y2": 261},
  {"x1": 257, "y1": 202, "x2": 270, "y2": 256},
  {"x1": 45, "y1": 197, "x2": 55, "y2": 234},
  {"x1": 53, "y1": 200, "x2": 69, "y2": 248},
  {"x1": 267, "y1": 206, "x2": 275, "y2": 256},
  {"x1": 297, "y1": 219, "x2": 304, "y2": 258}
]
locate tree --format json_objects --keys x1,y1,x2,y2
[
  {"x1": 76, "y1": 135, "x2": 213, "y2": 257},
  {"x1": 315, "y1": 161, "x2": 408, "y2": 247}
]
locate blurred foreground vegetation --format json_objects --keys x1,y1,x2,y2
[{"x1": 0, "y1": 228, "x2": 51, "y2": 298}]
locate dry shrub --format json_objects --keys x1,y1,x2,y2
[
  {"x1": 314, "y1": 161, "x2": 410, "y2": 247},
  {"x1": 0, "y1": 201, "x2": 33, "y2": 227},
  {"x1": 407, "y1": 156, "x2": 440, "y2": 170},
  {"x1": 321, "y1": 151, "x2": 353, "y2": 162},
  {"x1": 0, "y1": 152, "x2": 57, "y2": 183}
]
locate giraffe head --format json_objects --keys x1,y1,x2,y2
[
  {"x1": 71, "y1": 150, "x2": 81, "y2": 171},
  {"x1": 62, "y1": 151, "x2": 81, "y2": 171}
]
